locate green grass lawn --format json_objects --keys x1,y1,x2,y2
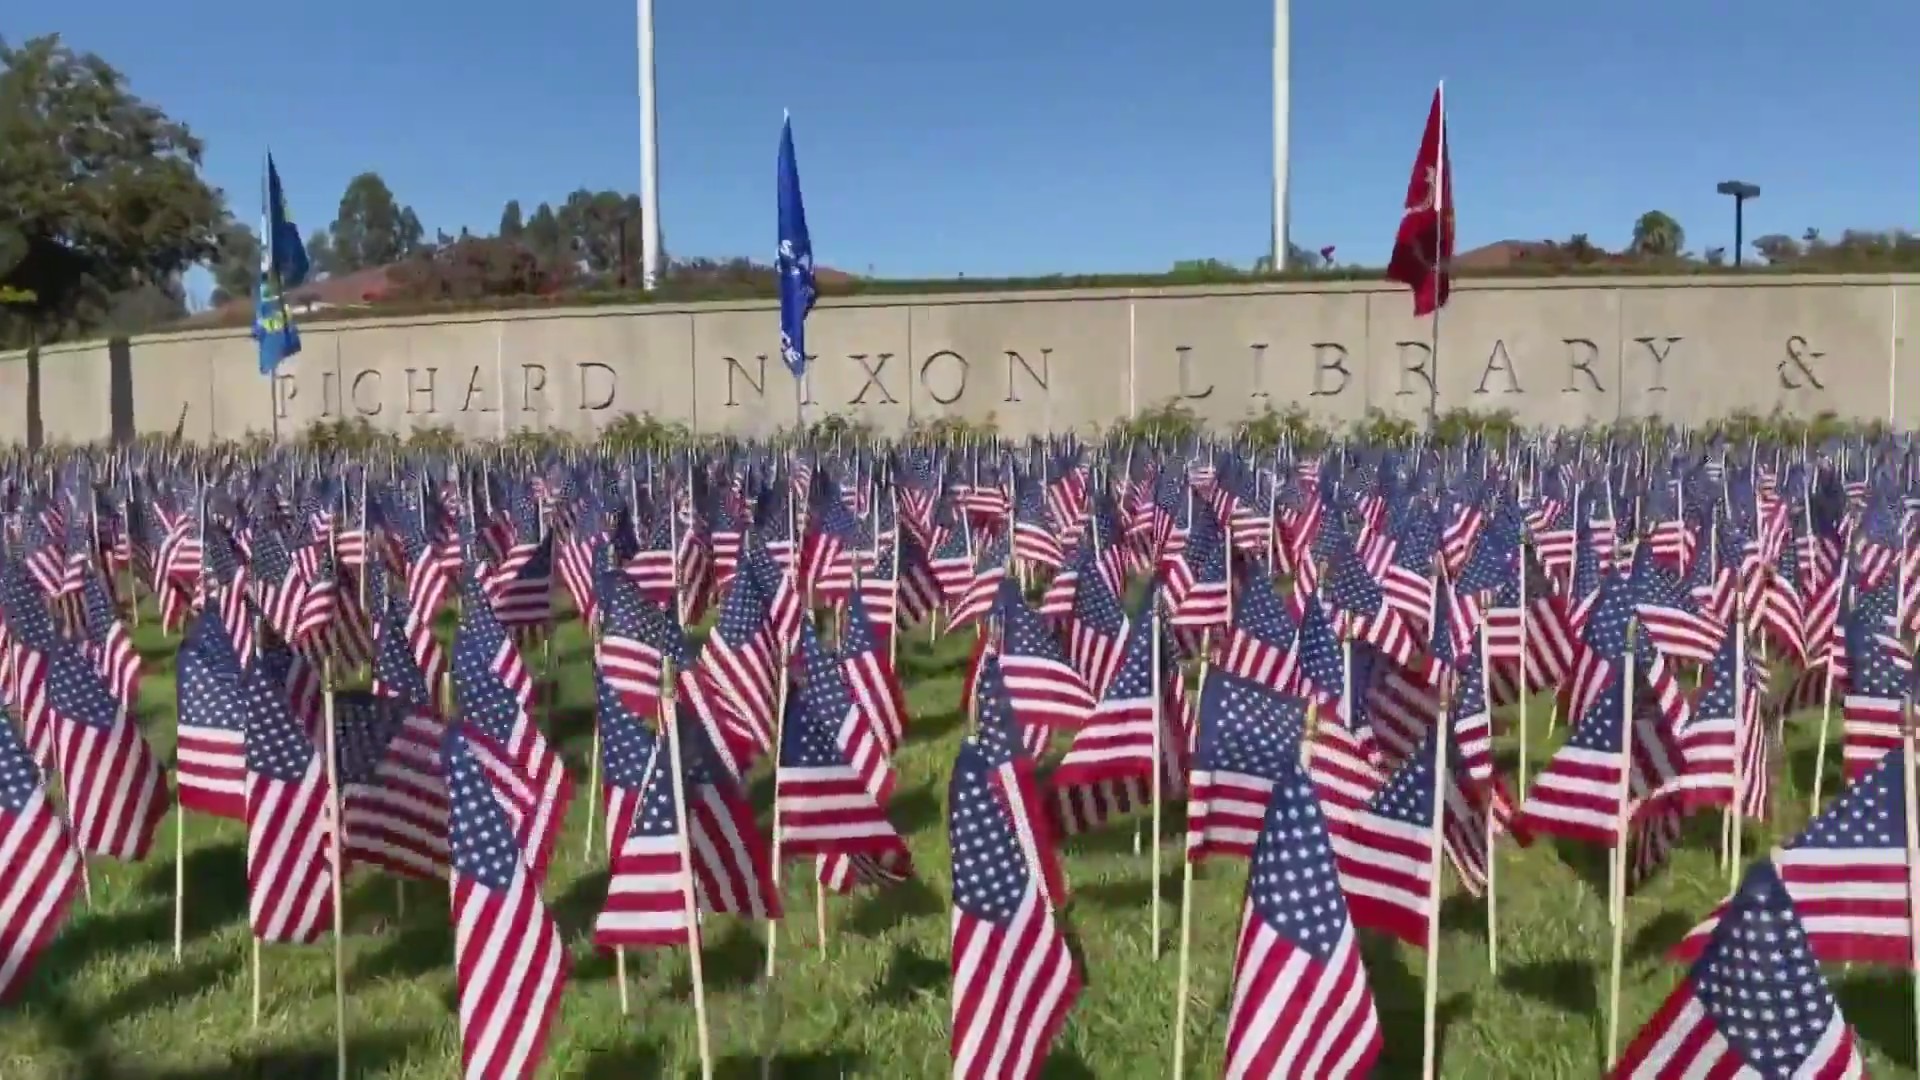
[{"x1": 2, "y1": 610, "x2": 1917, "y2": 1078}]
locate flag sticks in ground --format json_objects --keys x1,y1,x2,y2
[
  {"x1": 320, "y1": 657, "x2": 348, "y2": 1080},
  {"x1": 1147, "y1": 596, "x2": 1166, "y2": 960},
  {"x1": 662, "y1": 661, "x2": 714, "y2": 1077},
  {"x1": 1476, "y1": 623, "x2": 1499, "y2": 975},
  {"x1": 1418, "y1": 657, "x2": 1452, "y2": 1080},
  {"x1": 1900, "y1": 688, "x2": 1920, "y2": 1070},
  {"x1": 1603, "y1": 617, "x2": 1639, "y2": 1070},
  {"x1": 1170, "y1": 638, "x2": 1209, "y2": 1079}
]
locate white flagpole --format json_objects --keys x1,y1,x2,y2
[
  {"x1": 1271, "y1": 0, "x2": 1290, "y2": 270},
  {"x1": 637, "y1": 0, "x2": 662, "y2": 290}
]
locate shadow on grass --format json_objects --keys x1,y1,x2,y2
[
  {"x1": 1550, "y1": 838, "x2": 1611, "y2": 906},
  {"x1": 1061, "y1": 812, "x2": 1185, "y2": 857},
  {"x1": 1038, "y1": 1048, "x2": 1099, "y2": 1078},
  {"x1": 667, "y1": 922, "x2": 766, "y2": 997},
  {"x1": 123, "y1": 1026, "x2": 436, "y2": 1079},
  {"x1": 28, "y1": 842, "x2": 245, "y2": 991},
  {"x1": 1836, "y1": 968, "x2": 1916, "y2": 1071},
  {"x1": 1625, "y1": 908, "x2": 1696, "y2": 967},
  {"x1": 1438, "y1": 890, "x2": 1488, "y2": 943},
  {"x1": 1364, "y1": 932, "x2": 1474, "y2": 1077},
  {"x1": 94, "y1": 956, "x2": 232, "y2": 1026},
  {"x1": 580, "y1": 1040, "x2": 669, "y2": 1078},
  {"x1": 1499, "y1": 956, "x2": 1597, "y2": 1016},
  {"x1": 349, "y1": 915, "x2": 454, "y2": 984},
  {"x1": 711, "y1": 1048, "x2": 866, "y2": 1079},
  {"x1": 866, "y1": 941, "x2": 947, "y2": 1010},
  {"x1": 1073, "y1": 865, "x2": 1181, "y2": 913},
  {"x1": 907, "y1": 708, "x2": 966, "y2": 744},
  {"x1": 887, "y1": 786, "x2": 944, "y2": 836},
  {"x1": 553, "y1": 867, "x2": 613, "y2": 937},
  {"x1": 842, "y1": 876, "x2": 944, "y2": 937}
]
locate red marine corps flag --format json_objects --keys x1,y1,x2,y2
[{"x1": 1386, "y1": 83, "x2": 1454, "y2": 316}]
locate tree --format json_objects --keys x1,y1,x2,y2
[
  {"x1": 1630, "y1": 211, "x2": 1684, "y2": 258},
  {"x1": 498, "y1": 200, "x2": 524, "y2": 241},
  {"x1": 557, "y1": 189, "x2": 643, "y2": 280},
  {"x1": 305, "y1": 230, "x2": 335, "y2": 278},
  {"x1": 523, "y1": 202, "x2": 567, "y2": 267},
  {"x1": 0, "y1": 35, "x2": 225, "y2": 345},
  {"x1": 327, "y1": 172, "x2": 426, "y2": 272},
  {"x1": 210, "y1": 220, "x2": 260, "y2": 306}
]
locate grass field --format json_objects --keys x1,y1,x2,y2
[{"x1": 2, "y1": 609, "x2": 1917, "y2": 1079}]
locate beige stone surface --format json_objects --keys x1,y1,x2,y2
[{"x1": 2, "y1": 273, "x2": 1917, "y2": 443}]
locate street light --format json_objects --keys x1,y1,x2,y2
[{"x1": 1715, "y1": 181, "x2": 1760, "y2": 267}]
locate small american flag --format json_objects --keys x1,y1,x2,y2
[
  {"x1": 240, "y1": 664, "x2": 334, "y2": 944},
  {"x1": 777, "y1": 623, "x2": 912, "y2": 884},
  {"x1": 1324, "y1": 718, "x2": 1448, "y2": 949},
  {"x1": 43, "y1": 633, "x2": 166, "y2": 861},
  {"x1": 1671, "y1": 747, "x2": 1912, "y2": 969},
  {"x1": 1217, "y1": 570, "x2": 1299, "y2": 693},
  {"x1": 174, "y1": 612, "x2": 250, "y2": 820},
  {"x1": 444, "y1": 726, "x2": 570, "y2": 1080},
  {"x1": 452, "y1": 583, "x2": 571, "y2": 884},
  {"x1": 1224, "y1": 765, "x2": 1381, "y2": 1078},
  {"x1": 1187, "y1": 668, "x2": 1306, "y2": 863},
  {"x1": 839, "y1": 580, "x2": 907, "y2": 753},
  {"x1": 1613, "y1": 858, "x2": 1862, "y2": 1079},
  {"x1": 333, "y1": 689, "x2": 449, "y2": 882},
  {"x1": 1839, "y1": 600, "x2": 1907, "y2": 781},
  {"x1": 0, "y1": 709, "x2": 81, "y2": 1002},
  {"x1": 78, "y1": 570, "x2": 140, "y2": 712},
  {"x1": 593, "y1": 679, "x2": 781, "y2": 950},
  {"x1": 1061, "y1": 546, "x2": 1130, "y2": 698},
  {"x1": 994, "y1": 582, "x2": 1096, "y2": 730},
  {"x1": 949, "y1": 731, "x2": 1082, "y2": 1079}
]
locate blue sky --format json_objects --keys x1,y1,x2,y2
[{"x1": 13, "y1": 0, "x2": 1918, "y2": 301}]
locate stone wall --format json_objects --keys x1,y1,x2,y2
[{"x1": 2, "y1": 272, "x2": 1914, "y2": 443}]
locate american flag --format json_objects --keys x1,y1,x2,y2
[
  {"x1": 948, "y1": 531, "x2": 1011, "y2": 631},
  {"x1": 201, "y1": 523, "x2": 254, "y2": 662},
  {"x1": 174, "y1": 612, "x2": 250, "y2": 820},
  {"x1": 993, "y1": 581, "x2": 1097, "y2": 730},
  {"x1": 595, "y1": 565, "x2": 681, "y2": 720},
  {"x1": 1294, "y1": 593, "x2": 1350, "y2": 720},
  {"x1": 1161, "y1": 506, "x2": 1232, "y2": 627},
  {"x1": 1324, "y1": 534, "x2": 1415, "y2": 665},
  {"x1": 1011, "y1": 478, "x2": 1064, "y2": 570},
  {"x1": 1217, "y1": 567, "x2": 1298, "y2": 692},
  {"x1": 43, "y1": 632, "x2": 166, "y2": 861},
  {"x1": 1187, "y1": 668, "x2": 1306, "y2": 862},
  {"x1": 780, "y1": 623, "x2": 913, "y2": 889},
  {"x1": 1, "y1": 564, "x2": 56, "y2": 771},
  {"x1": 1839, "y1": 599, "x2": 1907, "y2": 781},
  {"x1": 443, "y1": 726, "x2": 570, "y2": 1080},
  {"x1": 451, "y1": 581, "x2": 571, "y2": 884},
  {"x1": 333, "y1": 688, "x2": 449, "y2": 882},
  {"x1": 1061, "y1": 547, "x2": 1130, "y2": 699},
  {"x1": 1670, "y1": 747, "x2": 1912, "y2": 969},
  {"x1": 840, "y1": 579, "x2": 908, "y2": 754},
  {"x1": 78, "y1": 570, "x2": 140, "y2": 712},
  {"x1": 248, "y1": 526, "x2": 309, "y2": 643},
  {"x1": 948, "y1": 730, "x2": 1082, "y2": 1080},
  {"x1": 240, "y1": 663, "x2": 334, "y2": 944},
  {"x1": 0, "y1": 710, "x2": 81, "y2": 1002},
  {"x1": 1324, "y1": 718, "x2": 1449, "y2": 949},
  {"x1": 593, "y1": 679, "x2": 780, "y2": 950},
  {"x1": 1051, "y1": 605, "x2": 1185, "y2": 835},
  {"x1": 1613, "y1": 859, "x2": 1862, "y2": 1079},
  {"x1": 696, "y1": 539, "x2": 792, "y2": 760},
  {"x1": 1223, "y1": 765, "x2": 1381, "y2": 1079}
]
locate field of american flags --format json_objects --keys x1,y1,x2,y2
[{"x1": 2, "y1": 601, "x2": 1918, "y2": 1078}]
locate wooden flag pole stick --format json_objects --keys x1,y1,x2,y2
[
  {"x1": 1171, "y1": 654, "x2": 1209, "y2": 1079},
  {"x1": 1479, "y1": 626, "x2": 1497, "y2": 975},
  {"x1": 251, "y1": 938, "x2": 263, "y2": 1029},
  {"x1": 1419, "y1": 677, "x2": 1451, "y2": 1080},
  {"x1": 1605, "y1": 619, "x2": 1639, "y2": 1071},
  {"x1": 321, "y1": 660, "x2": 349, "y2": 1079},
  {"x1": 583, "y1": 729, "x2": 602, "y2": 859},
  {"x1": 662, "y1": 658, "x2": 713, "y2": 1080},
  {"x1": 1148, "y1": 601, "x2": 1164, "y2": 960},
  {"x1": 1899, "y1": 691, "x2": 1920, "y2": 1072},
  {"x1": 173, "y1": 792, "x2": 185, "y2": 961}
]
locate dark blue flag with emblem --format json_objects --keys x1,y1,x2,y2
[
  {"x1": 254, "y1": 153, "x2": 311, "y2": 375},
  {"x1": 776, "y1": 113, "x2": 816, "y2": 380}
]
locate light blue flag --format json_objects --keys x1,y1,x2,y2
[{"x1": 776, "y1": 115, "x2": 816, "y2": 380}]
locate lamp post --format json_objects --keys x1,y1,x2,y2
[{"x1": 1715, "y1": 181, "x2": 1760, "y2": 267}]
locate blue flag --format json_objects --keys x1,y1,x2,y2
[
  {"x1": 255, "y1": 153, "x2": 311, "y2": 375},
  {"x1": 776, "y1": 115, "x2": 816, "y2": 379}
]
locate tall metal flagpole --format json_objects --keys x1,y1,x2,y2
[
  {"x1": 638, "y1": 0, "x2": 662, "y2": 290},
  {"x1": 1271, "y1": 0, "x2": 1290, "y2": 270}
]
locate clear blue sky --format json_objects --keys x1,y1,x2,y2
[{"x1": 13, "y1": 0, "x2": 1918, "y2": 297}]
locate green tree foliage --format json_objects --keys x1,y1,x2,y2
[
  {"x1": 384, "y1": 235, "x2": 577, "y2": 303},
  {"x1": 326, "y1": 172, "x2": 426, "y2": 272},
  {"x1": 210, "y1": 220, "x2": 260, "y2": 306},
  {"x1": 523, "y1": 202, "x2": 566, "y2": 267},
  {"x1": 1630, "y1": 211, "x2": 1685, "y2": 257},
  {"x1": 557, "y1": 189, "x2": 644, "y2": 282},
  {"x1": 0, "y1": 35, "x2": 225, "y2": 345},
  {"x1": 498, "y1": 200, "x2": 524, "y2": 241}
]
